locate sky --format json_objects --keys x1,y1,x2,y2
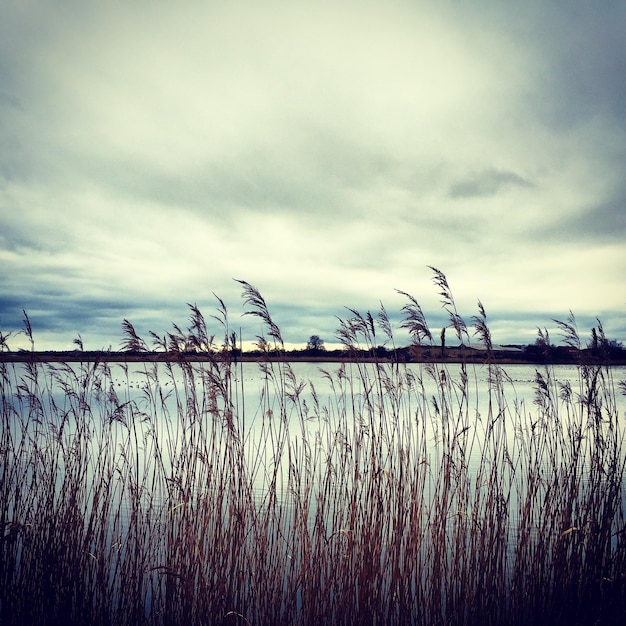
[{"x1": 1, "y1": 0, "x2": 625, "y2": 352}]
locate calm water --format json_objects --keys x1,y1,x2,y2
[
  {"x1": 3, "y1": 359, "x2": 626, "y2": 623},
  {"x1": 20, "y1": 359, "x2": 622, "y2": 500},
  {"x1": 6, "y1": 359, "x2": 626, "y2": 507}
]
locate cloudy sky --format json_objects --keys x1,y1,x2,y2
[{"x1": 1, "y1": 0, "x2": 625, "y2": 351}]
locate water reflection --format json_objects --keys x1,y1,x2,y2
[{"x1": 2, "y1": 358, "x2": 625, "y2": 625}]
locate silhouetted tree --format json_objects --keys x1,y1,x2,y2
[{"x1": 306, "y1": 335, "x2": 325, "y2": 353}]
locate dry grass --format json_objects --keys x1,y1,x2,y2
[{"x1": 1, "y1": 273, "x2": 625, "y2": 625}]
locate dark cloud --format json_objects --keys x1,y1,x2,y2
[
  {"x1": 1, "y1": 0, "x2": 625, "y2": 348},
  {"x1": 543, "y1": 197, "x2": 626, "y2": 244},
  {"x1": 448, "y1": 169, "x2": 533, "y2": 199},
  {"x1": 513, "y1": 2, "x2": 626, "y2": 130}
]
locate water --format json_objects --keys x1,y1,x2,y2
[
  {"x1": 2, "y1": 358, "x2": 625, "y2": 624},
  {"x1": 7, "y1": 359, "x2": 626, "y2": 500},
  {"x1": 93, "y1": 360, "x2": 626, "y2": 529}
]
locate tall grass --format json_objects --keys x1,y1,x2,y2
[{"x1": 1, "y1": 272, "x2": 625, "y2": 625}]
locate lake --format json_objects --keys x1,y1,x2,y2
[{"x1": 1, "y1": 358, "x2": 625, "y2": 625}]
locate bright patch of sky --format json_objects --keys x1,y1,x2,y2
[{"x1": 1, "y1": 0, "x2": 625, "y2": 350}]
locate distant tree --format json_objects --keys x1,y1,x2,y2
[
  {"x1": 306, "y1": 335, "x2": 325, "y2": 352},
  {"x1": 375, "y1": 345, "x2": 389, "y2": 359}
]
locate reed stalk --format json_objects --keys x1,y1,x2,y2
[{"x1": 1, "y1": 274, "x2": 625, "y2": 625}]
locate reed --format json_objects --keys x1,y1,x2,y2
[{"x1": 1, "y1": 271, "x2": 625, "y2": 625}]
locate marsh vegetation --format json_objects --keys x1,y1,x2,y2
[{"x1": 1, "y1": 271, "x2": 625, "y2": 625}]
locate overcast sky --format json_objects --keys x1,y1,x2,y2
[{"x1": 1, "y1": 0, "x2": 625, "y2": 351}]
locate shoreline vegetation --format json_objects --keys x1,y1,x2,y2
[
  {"x1": 2, "y1": 269, "x2": 626, "y2": 625},
  {"x1": 2, "y1": 270, "x2": 624, "y2": 367},
  {"x1": 2, "y1": 343, "x2": 625, "y2": 365}
]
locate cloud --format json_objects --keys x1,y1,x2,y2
[
  {"x1": 449, "y1": 169, "x2": 533, "y2": 199},
  {"x1": 1, "y1": 1, "x2": 625, "y2": 350}
]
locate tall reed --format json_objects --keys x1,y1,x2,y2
[{"x1": 1, "y1": 271, "x2": 625, "y2": 625}]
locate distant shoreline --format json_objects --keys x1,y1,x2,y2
[{"x1": 2, "y1": 347, "x2": 625, "y2": 366}]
